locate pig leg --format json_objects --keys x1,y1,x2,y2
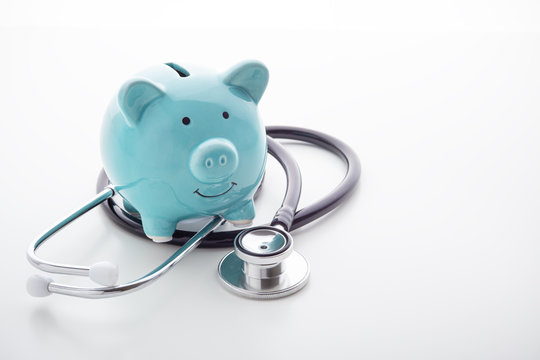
[
  {"x1": 140, "y1": 215, "x2": 178, "y2": 243},
  {"x1": 223, "y1": 200, "x2": 255, "y2": 227}
]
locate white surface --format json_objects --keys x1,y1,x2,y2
[{"x1": 1, "y1": 1, "x2": 540, "y2": 359}]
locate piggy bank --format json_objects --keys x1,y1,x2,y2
[{"x1": 101, "y1": 61, "x2": 269, "y2": 242}]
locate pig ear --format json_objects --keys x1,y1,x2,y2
[
  {"x1": 223, "y1": 61, "x2": 269, "y2": 104},
  {"x1": 118, "y1": 78, "x2": 165, "y2": 127}
]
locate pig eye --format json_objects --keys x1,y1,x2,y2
[
  {"x1": 182, "y1": 117, "x2": 191, "y2": 125},
  {"x1": 222, "y1": 112, "x2": 229, "y2": 119}
]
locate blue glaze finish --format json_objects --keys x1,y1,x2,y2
[{"x1": 101, "y1": 61, "x2": 269, "y2": 239}]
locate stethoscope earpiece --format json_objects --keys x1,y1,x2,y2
[
  {"x1": 26, "y1": 261, "x2": 119, "y2": 297},
  {"x1": 218, "y1": 225, "x2": 310, "y2": 299}
]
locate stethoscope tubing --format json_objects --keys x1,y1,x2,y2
[{"x1": 266, "y1": 126, "x2": 361, "y2": 231}]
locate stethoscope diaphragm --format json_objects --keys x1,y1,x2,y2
[{"x1": 218, "y1": 226, "x2": 310, "y2": 299}]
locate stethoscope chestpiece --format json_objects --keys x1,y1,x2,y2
[{"x1": 218, "y1": 225, "x2": 310, "y2": 299}]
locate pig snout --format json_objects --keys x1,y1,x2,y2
[{"x1": 189, "y1": 138, "x2": 239, "y2": 183}]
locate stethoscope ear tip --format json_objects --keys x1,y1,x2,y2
[
  {"x1": 27, "y1": 274, "x2": 53, "y2": 297},
  {"x1": 89, "y1": 261, "x2": 119, "y2": 286}
]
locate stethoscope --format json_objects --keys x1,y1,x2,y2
[
  {"x1": 25, "y1": 61, "x2": 360, "y2": 300},
  {"x1": 27, "y1": 126, "x2": 360, "y2": 299}
]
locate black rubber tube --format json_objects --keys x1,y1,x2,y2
[
  {"x1": 265, "y1": 126, "x2": 361, "y2": 231},
  {"x1": 97, "y1": 126, "x2": 360, "y2": 247},
  {"x1": 266, "y1": 136, "x2": 302, "y2": 230}
]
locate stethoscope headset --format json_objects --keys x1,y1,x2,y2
[{"x1": 26, "y1": 61, "x2": 360, "y2": 300}]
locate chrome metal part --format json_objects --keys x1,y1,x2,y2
[
  {"x1": 27, "y1": 187, "x2": 115, "y2": 276},
  {"x1": 29, "y1": 212, "x2": 223, "y2": 299},
  {"x1": 47, "y1": 216, "x2": 223, "y2": 298},
  {"x1": 218, "y1": 226, "x2": 310, "y2": 299}
]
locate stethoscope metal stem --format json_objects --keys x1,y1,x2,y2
[
  {"x1": 47, "y1": 216, "x2": 223, "y2": 298},
  {"x1": 26, "y1": 185, "x2": 224, "y2": 298},
  {"x1": 27, "y1": 187, "x2": 115, "y2": 276}
]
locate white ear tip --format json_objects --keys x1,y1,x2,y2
[
  {"x1": 27, "y1": 274, "x2": 53, "y2": 297},
  {"x1": 89, "y1": 261, "x2": 119, "y2": 286}
]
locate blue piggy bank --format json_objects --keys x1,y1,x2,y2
[{"x1": 101, "y1": 61, "x2": 269, "y2": 242}]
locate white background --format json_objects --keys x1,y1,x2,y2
[{"x1": 1, "y1": 1, "x2": 539, "y2": 359}]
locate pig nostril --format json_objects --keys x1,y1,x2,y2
[
  {"x1": 219, "y1": 155, "x2": 227, "y2": 166},
  {"x1": 205, "y1": 158, "x2": 214, "y2": 168}
]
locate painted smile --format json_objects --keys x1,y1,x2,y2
[{"x1": 194, "y1": 182, "x2": 237, "y2": 198}]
